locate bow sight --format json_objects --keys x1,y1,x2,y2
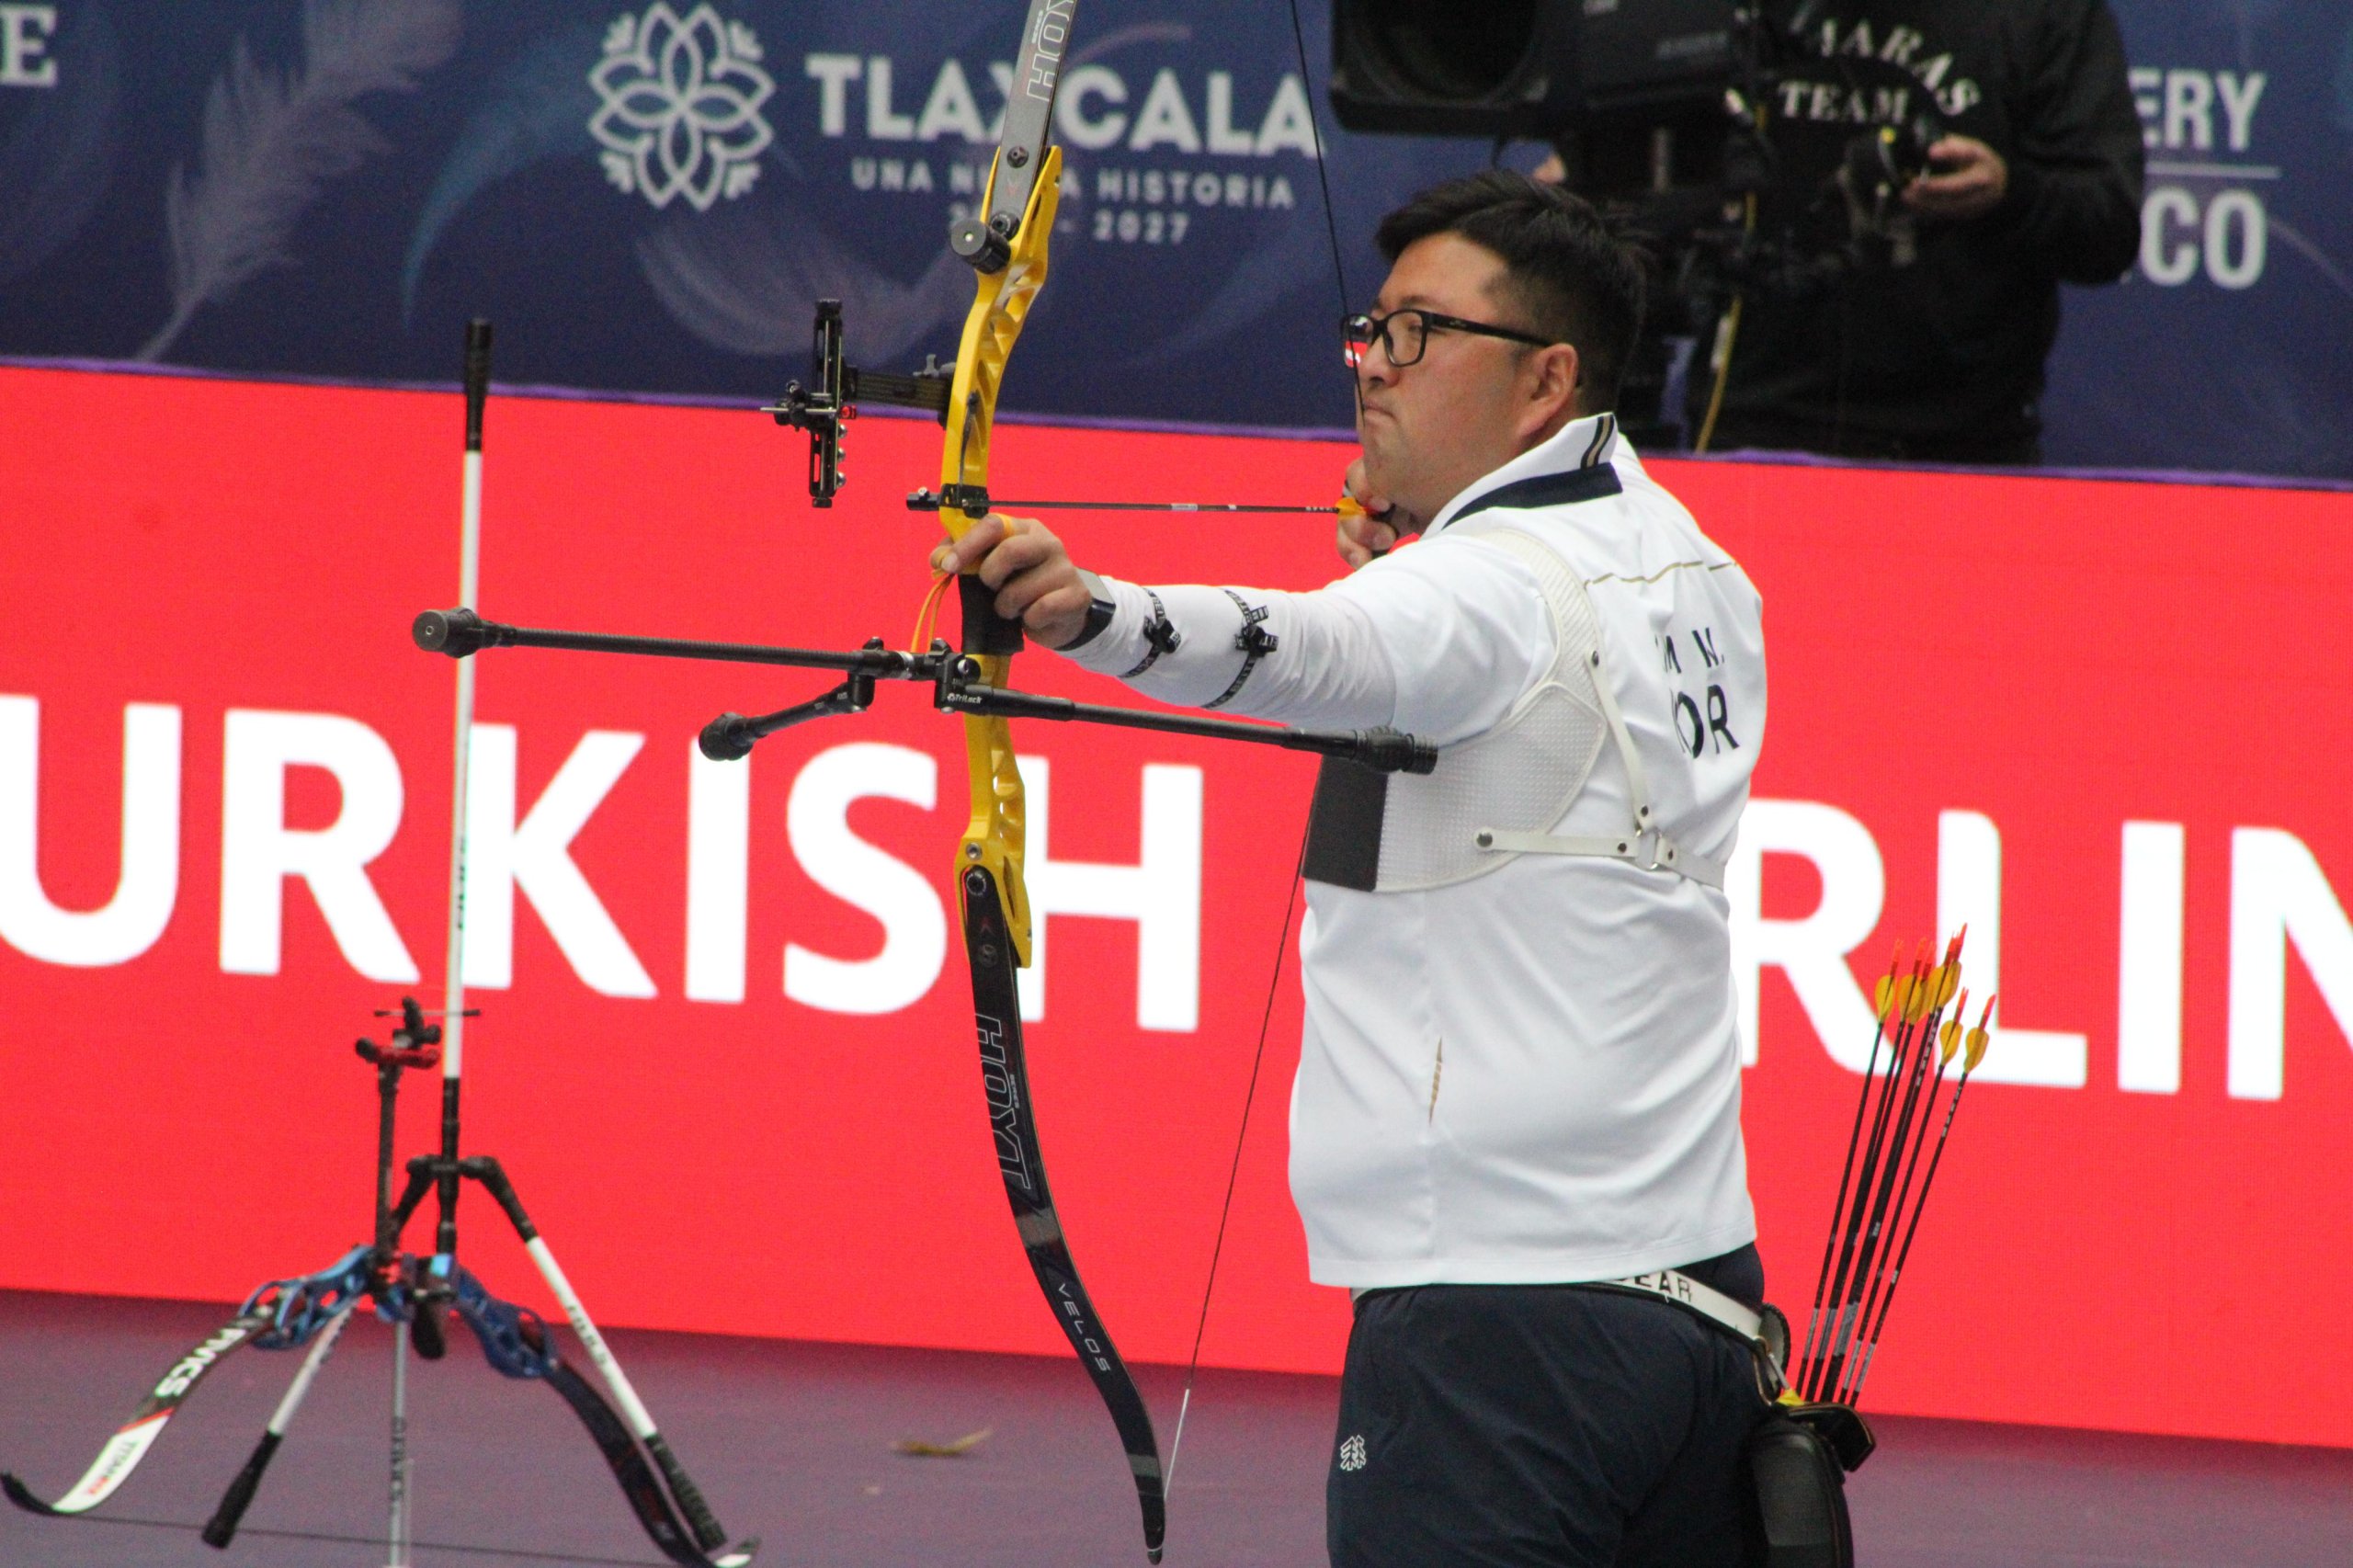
[
  {"x1": 769, "y1": 0, "x2": 1063, "y2": 517},
  {"x1": 765, "y1": 300, "x2": 955, "y2": 510}
]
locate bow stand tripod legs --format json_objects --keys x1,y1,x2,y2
[
  {"x1": 381, "y1": 1150, "x2": 735, "y2": 1555},
  {"x1": 207, "y1": 1000, "x2": 448, "y2": 1560},
  {"x1": 367, "y1": 1017, "x2": 756, "y2": 1568},
  {"x1": 222, "y1": 1000, "x2": 755, "y2": 1568},
  {"x1": 200, "y1": 1301, "x2": 358, "y2": 1548}
]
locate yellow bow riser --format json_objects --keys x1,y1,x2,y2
[{"x1": 942, "y1": 144, "x2": 1063, "y2": 970}]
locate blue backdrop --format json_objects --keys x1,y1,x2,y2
[{"x1": 2, "y1": 1, "x2": 2347, "y2": 476}]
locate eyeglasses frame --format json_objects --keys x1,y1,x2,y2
[{"x1": 1342, "y1": 307, "x2": 1562, "y2": 369}]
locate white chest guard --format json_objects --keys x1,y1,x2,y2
[
  {"x1": 1302, "y1": 462, "x2": 1744, "y2": 894},
  {"x1": 1398, "y1": 525, "x2": 1723, "y2": 889}
]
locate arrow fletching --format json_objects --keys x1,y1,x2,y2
[
  {"x1": 1963, "y1": 993, "x2": 1995, "y2": 1070},
  {"x1": 1872, "y1": 942, "x2": 1904, "y2": 1019}
]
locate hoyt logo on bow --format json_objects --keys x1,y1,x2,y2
[{"x1": 975, "y1": 1014, "x2": 1035, "y2": 1199}]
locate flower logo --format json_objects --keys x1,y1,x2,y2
[{"x1": 589, "y1": 4, "x2": 775, "y2": 211}]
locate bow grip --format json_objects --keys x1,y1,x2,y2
[{"x1": 959, "y1": 574, "x2": 1026, "y2": 655}]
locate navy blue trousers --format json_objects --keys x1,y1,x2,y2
[{"x1": 1326, "y1": 1248, "x2": 1770, "y2": 1567}]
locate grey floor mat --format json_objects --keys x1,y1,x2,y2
[{"x1": 2, "y1": 1290, "x2": 2345, "y2": 1566}]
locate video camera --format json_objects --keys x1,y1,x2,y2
[{"x1": 1329, "y1": 1, "x2": 1946, "y2": 443}]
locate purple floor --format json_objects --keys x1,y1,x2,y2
[{"x1": 2, "y1": 1290, "x2": 2347, "y2": 1566}]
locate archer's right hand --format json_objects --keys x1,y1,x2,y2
[{"x1": 1338, "y1": 458, "x2": 1413, "y2": 570}]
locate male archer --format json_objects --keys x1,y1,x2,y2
[{"x1": 938, "y1": 170, "x2": 1772, "y2": 1567}]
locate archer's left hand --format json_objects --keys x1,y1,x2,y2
[
  {"x1": 1904, "y1": 135, "x2": 2008, "y2": 221},
  {"x1": 931, "y1": 514, "x2": 1094, "y2": 650}
]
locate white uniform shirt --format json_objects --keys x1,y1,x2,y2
[{"x1": 1055, "y1": 414, "x2": 1765, "y2": 1288}]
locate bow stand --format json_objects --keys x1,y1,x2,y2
[{"x1": 3, "y1": 324, "x2": 754, "y2": 1568}]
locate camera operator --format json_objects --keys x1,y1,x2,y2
[{"x1": 1552, "y1": 1, "x2": 2144, "y2": 465}]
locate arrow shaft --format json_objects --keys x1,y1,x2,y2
[
  {"x1": 1837, "y1": 1071, "x2": 1974, "y2": 1405},
  {"x1": 1799, "y1": 1007, "x2": 1895, "y2": 1384},
  {"x1": 1832, "y1": 1055, "x2": 1950, "y2": 1403},
  {"x1": 1804, "y1": 1005, "x2": 1922, "y2": 1396},
  {"x1": 1814, "y1": 1019, "x2": 1940, "y2": 1396},
  {"x1": 979, "y1": 498, "x2": 1345, "y2": 514}
]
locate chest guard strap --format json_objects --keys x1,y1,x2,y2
[
  {"x1": 1302, "y1": 524, "x2": 1725, "y2": 893},
  {"x1": 1467, "y1": 530, "x2": 1724, "y2": 889}
]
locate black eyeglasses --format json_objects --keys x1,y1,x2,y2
[{"x1": 1342, "y1": 308, "x2": 1559, "y2": 369}]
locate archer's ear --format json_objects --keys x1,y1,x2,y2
[{"x1": 1523, "y1": 343, "x2": 1582, "y2": 437}]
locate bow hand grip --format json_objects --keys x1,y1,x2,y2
[{"x1": 958, "y1": 574, "x2": 1025, "y2": 656}]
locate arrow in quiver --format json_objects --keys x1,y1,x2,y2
[{"x1": 1792, "y1": 928, "x2": 1994, "y2": 1405}]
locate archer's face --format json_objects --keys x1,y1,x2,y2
[{"x1": 1352, "y1": 233, "x2": 1579, "y2": 526}]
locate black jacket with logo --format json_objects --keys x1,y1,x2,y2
[{"x1": 1713, "y1": 0, "x2": 2144, "y2": 451}]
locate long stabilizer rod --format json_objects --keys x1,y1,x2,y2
[
  {"x1": 388, "y1": 1315, "x2": 414, "y2": 1568},
  {"x1": 412, "y1": 610, "x2": 1438, "y2": 776}
]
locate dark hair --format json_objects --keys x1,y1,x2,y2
[{"x1": 1374, "y1": 170, "x2": 1645, "y2": 415}]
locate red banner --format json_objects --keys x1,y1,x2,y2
[{"x1": 5, "y1": 367, "x2": 2351, "y2": 1447}]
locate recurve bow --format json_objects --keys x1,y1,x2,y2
[
  {"x1": 926, "y1": 5, "x2": 1171, "y2": 1561},
  {"x1": 755, "y1": 1, "x2": 1362, "y2": 1553}
]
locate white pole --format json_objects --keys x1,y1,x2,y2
[
  {"x1": 430, "y1": 321, "x2": 493, "y2": 1266},
  {"x1": 265, "y1": 1301, "x2": 355, "y2": 1437},
  {"x1": 396, "y1": 319, "x2": 492, "y2": 1568},
  {"x1": 444, "y1": 460, "x2": 479, "y2": 1080},
  {"x1": 444, "y1": 321, "x2": 490, "y2": 1090}
]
